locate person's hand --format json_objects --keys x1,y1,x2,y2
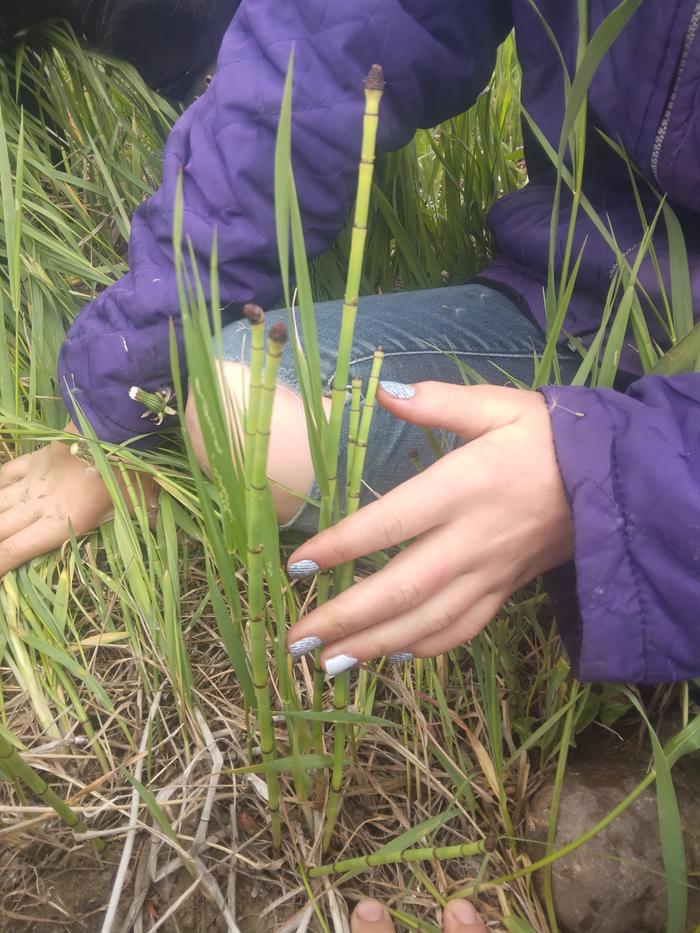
[
  {"x1": 286, "y1": 383, "x2": 574, "y2": 672},
  {"x1": 0, "y1": 423, "x2": 157, "y2": 576},
  {"x1": 351, "y1": 898, "x2": 486, "y2": 932}
]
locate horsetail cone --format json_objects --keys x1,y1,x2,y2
[
  {"x1": 268, "y1": 321, "x2": 289, "y2": 347},
  {"x1": 243, "y1": 302, "x2": 265, "y2": 326},
  {"x1": 365, "y1": 64, "x2": 385, "y2": 93}
]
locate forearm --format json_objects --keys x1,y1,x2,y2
[
  {"x1": 541, "y1": 373, "x2": 700, "y2": 682},
  {"x1": 58, "y1": 0, "x2": 513, "y2": 445}
]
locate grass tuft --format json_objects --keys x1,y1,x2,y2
[{"x1": 0, "y1": 17, "x2": 697, "y2": 932}]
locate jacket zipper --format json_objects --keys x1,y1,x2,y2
[{"x1": 650, "y1": 1, "x2": 700, "y2": 182}]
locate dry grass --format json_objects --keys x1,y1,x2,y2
[
  {"x1": 0, "y1": 575, "x2": 567, "y2": 931},
  {"x1": 0, "y1": 18, "x2": 697, "y2": 933}
]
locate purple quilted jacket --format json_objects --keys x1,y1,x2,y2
[{"x1": 58, "y1": 1, "x2": 700, "y2": 683}]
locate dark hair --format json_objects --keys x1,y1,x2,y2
[{"x1": 1, "y1": 0, "x2": 241, "y2": 99}]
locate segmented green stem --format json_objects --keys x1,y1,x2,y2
[
  {"x1": 323, "y1": 65, "x2": 384, "y2": 499},
  {"x1": 309, "y1": 376, "x2": 363, "y2": 757},
  {"x1": 243, "y1": 303, "x2": 266, "y2": 487},
  {"x1": 323, "y1": 349, "x2": 384, "y2": 851},
  {"x1": 337, "y1": 350, "x2": 384, "y2": 591},
  {"x1": 311, "y1": 837, "x2": 492, "y2": 877},
  {"x1": 345, "y1": 375, "x2": 363, "y2": 500},
  {"x1": 0, "y1": 729, "x2": 105, "y2": 852},
  {"x1": 246, "y1": 318, "x2": 288, "y2": 849},
  {"x1": 312, "y1": 66, "x2": 385, "y2": 774}
]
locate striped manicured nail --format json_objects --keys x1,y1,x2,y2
[
  {"x1": 288, "y1": 559, "x2": 321, "y2": 578},
  {"x1": 289, "y1": 636, "x2": 322, "y2": 658},
  {"x1": 389, "y1": 652, "x2": 414, "y2": 663},
  {"x1": 324, "y1": 654, "x2": 358, "y2": 676},
  {"x1": 380, "y1": 381, "x2": 416, "y2": 400}
]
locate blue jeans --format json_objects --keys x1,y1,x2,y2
[{"x1": 219, "y1": 284, "x2": 579, "y2": 533}]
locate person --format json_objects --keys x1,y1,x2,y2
[
  {"x1": 2, "y1": 3, "x2": 697, "y2": 926},
  {"x1": 1, "y1": 4, "x2": 699, "y2": 687},
  {"x1": 350, "y1": 899, "x2": 486, "y2": 932}
]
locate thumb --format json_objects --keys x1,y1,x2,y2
[
  {"x1": 351, "y1": 900, "x2": 395, "y2": 932},
  {"x1": 378, "y1": 381, "x2": 527, "y2": 441},
  {"x1": 443, "y1": 899, "x2": 487, "y2": 933}
]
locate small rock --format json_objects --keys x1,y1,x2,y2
[{"x1": 526, "y1": 732, "x2": 700, "y2": 933}]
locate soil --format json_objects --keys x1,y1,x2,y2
[
  {"x1": 526, "y1": 720, "x2": 700, "y2": 933},
  {"x1": 0, "y1": 847, "x2": 291, "y2": 932}
]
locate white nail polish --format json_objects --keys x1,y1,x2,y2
[
  {"x1": 289, "y1": 636, "x2": 322, "y2": 658},
  {"x1": 380, "y1": 381, "x2": 416, "y2": 400},
  {"x1": 288, "y1": 559, "x2": 321, "y2": 578},
  {"x1": 324, "y1": 654, "x2": 358, "y2": 676}
]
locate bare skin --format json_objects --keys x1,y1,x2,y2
[
  {"x1": 185, "y1": 361, "x2": 332, "y2": 523},
  {"x1": 286, "y1": 381, "x2": 574, "y2": 666},
  {"x1": 0, "y1": 423, "x2": 157, "y2": 576},
  {"x1": 0, "y1": 372, "x2": 558, "y2": 933},
  {"x1": 0, "y1": 370, "x2": 573, "y2": 675},
  {"x1": 0, "y1": 360, "x2": 327, "y2": 574},
  {"x1": 351, "y1": 898, "x2": 486, "y2": 932}
]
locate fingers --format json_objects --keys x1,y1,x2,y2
[
  {"x1": 315, "y1": 571, "x2": 497, "y2": 670},
  {"x1": 404, "y1": 591, "x2": 505, "y2": 660},
  {"x1": 288, "y1": 448, "x2": 485, "y2": 573},
  {"x1": 0, "y1": 477, "x2": 33, "y2": 514},
  {"x1": 443, "y1": 900, "x2": 487, "y2": 933},
  {"x1": 378, "y1": 381, "x2": 526, "y2": 439},
  {"x1": 0, "y1": 506, "x2": 39, "y2": 543},
  {"x1": 351, "y1": 900, "x2": 395, "y2": 933},
  {"x1": 0, "y1": 455, "x2": 33, "y2": 489},
  {"x1": 288, "y1": 524, "x2": 468, "y2": 650},
  {"x1": 0, "y1": 516, "x2": 67, "y2": 577}
]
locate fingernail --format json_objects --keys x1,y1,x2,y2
[
  {"x1": 355, "y1": 900, "x2": 386, "y2": 922},
  {"x1": 449, "y1": 900, "x2": 479, "y2": 924},
  {"x1": 389, "y1": 652, "x2": 414, "y2": 663},
  {"x1": 288, "y1": 559, "x2": 321, "y2": 578},
  {"x1": 289, "y1": 636, "x2": 322, "y2": 658},
  {"x1": 324, "y1": 654, "x2": 358, "y2": 676},
  {"x1": 380, "y1": 381, "x2": 416, "y2": 400}
]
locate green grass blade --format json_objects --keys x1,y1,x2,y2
[{"x1": 626, "y1": 692, "x2": 688, "y2": 933}]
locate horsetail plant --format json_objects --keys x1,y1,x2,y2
[
  {"x1": 282, "y1": 66, "x2": 387, "y2": 847},
  {"x1": 338, "y1": 350, "x2": 384, "y2": 590},
  {"x1": 0, "y1": 726, "x2": 105, "y2": 853},
  {"x1": 317, "y1": 68, "x2": 386, "y2": 850},
  {"x1": 323, "y1": 64, "x2": 385, "y2": 503},
  {"x1": 245, "y1": 317, "x2": 289, "y2": 849},
  {"x1": 273, "y1": 58, "x2": 389, "y2": 841},
  {"x1": 5, "y1": 19, "x2": 698, "y2": 930},
  {"x1": 243, "y1": 303, "x2": 266, "y2": 485},
  {"x1": 345, "y1": 375, "x2": 364, "y2": 490},
  {"x1": 323, "y1": 349, "x2": 384, "y2": 850},
  {"x1": 310, "y1": 835, "x2": 494, "y2": 878}
]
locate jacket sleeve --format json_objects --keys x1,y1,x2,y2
[
  {"x1": 540, "y1": 373, "x2": 700, "y2": 683},
  {"x1": 58, "y1": 0, "x2": 513, "y2": 445}
]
